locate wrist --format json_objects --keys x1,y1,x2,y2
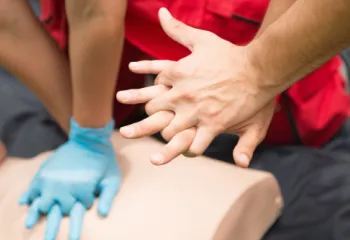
[
  {"x1": 69, "y1": 117, "x2": 115, "y2": 144},
  {"x1": 73, "y1": 107, "x2": 114, "y2": 128},
  {"x1": 245, "y1": 39, "x2": 291, "y2": 98},
  {"x1": 238, "y1": 44, "x2": 280, "y2": 105}
]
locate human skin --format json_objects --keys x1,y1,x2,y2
[
  {"x1": 0, "y1": 0, "x2": 71, "y2": 132},
  {"x1": 0, "y1": 0, "x2": 128, "y2": 130},
  {"x1": 117, "y1": 0, "x2": 298, "y2": 167},
  {"x1": 66, "y1": 0, "x2": 127, "y2": 128},
  {"x1": 118, "y1": 0, "x2": 350, "y2": 167}
]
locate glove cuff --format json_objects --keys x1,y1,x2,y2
[{"x1": 69, "y1": 118, "x2": 115, "y2": 144}]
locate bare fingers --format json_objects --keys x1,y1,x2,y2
[
  {"x1": 117, "y1": 85, "x2": 169, "y2": 105},
  {"x1": 150, "y1": 127, "x2": 196, "y2": 165},
  {"x1": 120, "y1": 111, "x2": 174, "y2": 139},
  {"x1": 129, "y1": 60, "x2": 174, "y2": 74}
]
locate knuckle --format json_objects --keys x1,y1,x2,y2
[
  {"x1": 145, "y1": 60, "x2": 154, "y2": 69},
  {"x1": 156, "y1": 84, "x2": 169, "y2": 94},
  {"x1": 204, "y1": 105, "x2": 222, "y2": 118},
  {"x1": 170, "y1": 64, "x2": 189, "y2": 78},
  {"x1": 180, "y1": 129, "x2": 196, "y2": 144},
  {"x1": 171, "y1": 19, "x2": 183, "y2": 31},
  {"x1": 145, "y1": 102, "x2": 154, "y2": 115},
  {"x1": 197, "y1": 99, "x2": 225, "y2": 126},
  {"x1": 134, "y1": 122, "x2": 146, "y2": 135},
  {"x1": 160, "y1": 110, "x2": 175, "y2": 120},
  {"x1": 161, "y1": 130, "x2": 172, "y2": 142},
  {"x1": 128, "y1": 89, "x2": 139, "y2": 100},
  {"x1": 180, "y1": 89, "x2": 196, "y2": 101},
  {"x1": 154, "y1": 76, "x2": 163, "y2": 85},
  {"x1": 199, "y1": 113, "x2": 226, "y2": 131},
  {"x1": 162, "y1": 124, "x2": 179, "y2": 141}
]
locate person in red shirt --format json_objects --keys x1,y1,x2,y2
[
  {"x1": 118, "y1": 0, "x2": 350, "y2": 166},
  {"x1": 0, "y1": 0, "x2": 348, "y2": 239}
]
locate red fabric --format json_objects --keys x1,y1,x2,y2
[
  {"x1": 40, "y1": 0, "x2": 145, "y2": 125},
  {"x1": 41, "y1": 0, "x2": 349, "y2": 146},
  {"x1": 40, "y1": 0, "x2": 67, "y2": 51}
]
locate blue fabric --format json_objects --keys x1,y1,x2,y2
[{"x1": 19, "y1": 118, "x2": 121, "y2": 240}]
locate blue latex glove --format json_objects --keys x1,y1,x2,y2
[{"x1": 18, "y1": 118, "x2": 121, "y2": 240}]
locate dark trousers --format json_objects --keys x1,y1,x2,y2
[{"x1": 0, "y1": 69, "x2": 66, "y2": 157}]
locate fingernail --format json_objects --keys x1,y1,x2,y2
[
  {"x1": 159, "y1": 7, "x2": 172, "y2": 21},
  {"x1": 150, "y1": 153, "x2": 164, "y2": 165},
  {"x1": 117, "y1": 92, "x2": 130, "y2": 101},
  {"x1": 120, "y1": 126, "x2": 134, "y2": 137},
  {"x1": 238, "y1": 153, "x2": 250, "y2": 167},
  {"x1": 129, "y1": 62, "x2": 140, "y2": 69}
]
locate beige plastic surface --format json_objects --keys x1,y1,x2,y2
[{"x1": 0, "y1": 133, "x2": 283, "y2": 240}]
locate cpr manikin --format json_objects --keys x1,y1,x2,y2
[{"x1": 0, "y1": 133, "x2": 283, "y2": 240}]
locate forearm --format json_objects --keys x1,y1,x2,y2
[
  {"x1": 0, "y1": 1, "x2": 72, "y2": 133},
  {"x1": 256, "y1": 0, "x2": 295, "y2": 37},
  {"x1": 66, "y1": 0, "x2": 127, "y2": 127},
  {"x1": 249, "y1": 0, "x2": 350, "y2": 96}
]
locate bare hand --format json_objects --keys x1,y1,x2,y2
[{"x1": 117, "y1": 8, "x2": 277, "y2": 167}]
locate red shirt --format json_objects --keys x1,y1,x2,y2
[{"x1": 41, "y1": 0, "x2": 350, "y2": 146}]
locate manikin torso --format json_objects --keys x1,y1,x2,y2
[{"x1": 0, "y1": 133, "x2": 282, "y2": 240}]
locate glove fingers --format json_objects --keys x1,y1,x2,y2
[
  {"x1": 28, "y1": 188, "x2": 41, "y2": 204},
  {"x1": 95, "y1": 165, "x2": 120, "y2": 195},
  {"x1": 39, "y1": 189, "x2": 56, "y2": 214},
  {"x1": 20, "y1": 181, "x2": 41, "y2": 205},
  {"x1": 97, "y1": 178, "x2": 120, "y2": 217},
  {"x1": 45, "y1": 204, "x2": 62, "y2": 240},
  {"x1": 25, "y1": 172, "x2": 42, "y2": 201},
  {"x1": 56, "y1": 193, "x2": 76, "y2": 215},
  {"x1": 25, "y1": 198, "x2": 41, "y2": 229},
  {"x1": 69, "y1": 203, "x2": 86, "y2": 240},
  {"x1": 73, "y1": 184, "x2": 96, "y2": 209},
  {"x1": 76, "y1": 193, "x2": 95, "y2": 210},
  {"x1": 19, "y1": 190, "x2": 31, "y2": 205}
]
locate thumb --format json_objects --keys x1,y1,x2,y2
[
  {"x1": 158, "y1": 7, "x2": 200, "y2": 50},
  {"x1": 233, "y1": 128, "x2": 264, "y2": 168}
]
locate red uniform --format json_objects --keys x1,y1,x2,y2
[{"x1": 41, "y1": 0, "x2": 349, "y2": 146}]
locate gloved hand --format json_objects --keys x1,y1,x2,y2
[{"x1": 18, "y1": 118, "x2": 121, "y2": 240}]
